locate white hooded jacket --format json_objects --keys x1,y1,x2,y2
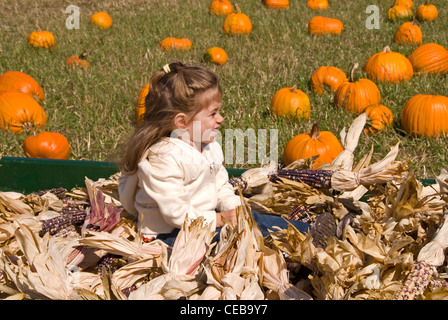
[{"x1": 118, "y1": 137, "x2": 241, "y2": 237}]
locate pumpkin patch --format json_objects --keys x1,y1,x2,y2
[{"x1": 1, "y1": 0, "x2": 448, "y2": 302}]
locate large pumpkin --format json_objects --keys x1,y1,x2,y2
[
  {"x1": 394, "y1": 21, "x2": 422, "y2": 46},
  {"x1": 137, "y1": 83, "x2": 149, "y2": 124},
  {"x1": 271, "y1": 84, "x2": 311, "y2": 121},
  {"x1": 160, "y1": 38, "x2": 193, "y2": 51},
  {"x1": 28, "y1": 30, "x2": 55, "y2": 48},
  {"x1": 401, "y1": 95, "x2": 448, "y2": 138},
  {"x1": 334, "y1": 63, "x2": 381, "y2": 114},
  {"x1": 264, "y1": 0, "x2": 289, "y2": 9},
  {"x1": 223, "y1": 4, "x2": 252, "y2": 35},
  {"x1": 388, "y1": 5, "x2": 413, "y2": 20},
  {"x1": 23, "y1": 132, "x2": 70, "y2": 160},
  {"x1": 310, "y1": 66, "x2": 347, "y2": 95},
  {"x1": 364, "y1": 104, "x2": 394, "y2": 134},
  {"x1": 0, "y1": 71, "x2": 45, "y2": 103},
  {"x1": 408, "y1": 43, "x2": 448, "y2": 75},
  {"x1": 416, "y1": 4, "x2": 438, "y2": 22},
  {"x1": 308, "y1": 16, "x2": 343, "y2": 35},
  {"x1": 363, "y1": 46, "x2": 413, "y2": 83},
  {"x1": 307, "y1": 0, "x2": 328, "y2": 10},
  {"x1": 0, "y1": 91, "x2": 47, "y2": 133},
  {"x1": 204, "y1": 47, "x2": 228, "y2": 66},
  {"x1": 209, "y1": 0, "x2": 234, "y2": 16},
  {"x1": 90, "y1": 12, "x2": 113, "y2": 29},
  {"x1": 283, "y1": 122, "x2": 343, "y2": 168}
]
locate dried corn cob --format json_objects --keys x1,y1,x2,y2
[
  {"x1": 287, "y1": 205, "x2": 312, "y2": 223},
  {"x1": 121, "y1": 285, "x2": 137, "y2": 297},
  {"x1": 96, "y1": 254, "x2": 122, "y2": 274},
  {"x1": 39, "y1": 209, "x2": 87, "y2": 237},
  {"x1": 270, "y1": 169, "x2": 333, "y2": 189},
  {"x1": 394, "y1": 262, "x2": 436, "y2": 300},
  {"x1": 33, "y1": 187, "x2": 67, "y2": 199},
  {"x1": 228, "y1": 176, "x2": 248, "y2": 193}
]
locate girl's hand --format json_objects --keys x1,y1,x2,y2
[{"x1": 216, "y1": 209, "x2": 237, "y2": 227}]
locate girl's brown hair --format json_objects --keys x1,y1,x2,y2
[{"x1": 119, "y1": 62, "x2": 222, "y2": 174}]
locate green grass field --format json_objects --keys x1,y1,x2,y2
[{"x1": 0, "y1": 0, "x2": 447, "y2": 179}]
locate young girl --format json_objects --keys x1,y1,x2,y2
[{"x1": 118, "y1": 62, "x2": 309, "y2": 246}]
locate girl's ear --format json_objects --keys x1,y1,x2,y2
[{"x1": 173, "y1": 113, "x2": 188, "y2": 129}]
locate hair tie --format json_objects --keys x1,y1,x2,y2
[{"x1": 162, "y1": 64, "x2": 171, "y2": 73}]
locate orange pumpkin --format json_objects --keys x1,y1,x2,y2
[
  {"x1": 394, "y1": 0, "x2": 413, "y2": 9},
  {"x1": 334, "y1": 63, "x2": 381, "y2": 114},
  {"x1": 307, "y1": 0, "x2": 329, "y2": 10},
  {"x1": 310, "y1": 66, "x2": 347, "y2": 95},
  {"x1": 0, "y1": 71, "x2": 45, "y2": 103},
  {"x1": 66, "y1": 55, "x2": 89, "y2": 69},
  {"x1": 28, "y1": 30, "x2": 55, "y2": 48},
  {"x1": 210, "y1": 0, "x2": 234, "y2": 16},
  {"x1": 394, "y1": 21, "x2": 423, "y2": 46},
  {"x1": 408, "y1": 43, "x2": 448, "y2": 75},
  {"x1": 364, "y1": 104, "x2": 394, "y2": 134},
  {"x1": 160, "y1": 37, "x2": 193, "y2": 51},
  {"x1": 416, "y1": 4, "x2": 438, "y2": 22},
  {"x1": 401, "y1": 95, "x2": 448, "y2": 137},
  {"x1": 388, "y1": 5, "x2": 413, "y2": 20},
  {"x1": 0, "y1": 91, "x2": 47, "y2": 133},
  {"x1": 90, "y1": 12, "x2": 113, "y2": 29},
  {"x1": 137, "y1": 83, "x2": 149, "y2": 124},
  {"x1": 271, "y1": 84, "x2": 310, "y2": 121},
  {"x1": 308, "y1": 16, "x2": 343, "y2": 35},
  {"x1": 264, "y1": 0, "x2": 289, "y2": 9},
  {"x1": 223, "y1": 4, "x2": 252, "y2": 35},
  {"x1": 204, "y1": 47, "x2": 228, "y2": 66},
  {"x1": 363, "y1": 46, "x2": 413, "y2": 83},
  {"x1": 283, "y1": 122, "x2": 343, "y2": 168},
  {"x1": 23, "y1": 132, "x2": 70, "y2": 160}
]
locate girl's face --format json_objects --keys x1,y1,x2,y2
[{"x1": 186, "y1": 99, "x2": 224, "y2": 145}]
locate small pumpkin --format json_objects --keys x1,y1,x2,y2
[
  {"x1": 160, "y1": 37, "x2": 193, "y2": 51},
  {"x1": 334, "y1": 63, "x2": 381, "y2": 114},
  {"x1": 282, "y1": 122, "x2": 343, "y2": 168},
  {"x1": 0, "y1": 91, "x2": 47, "y2": 134},
  {"x1": 23, "y1": 131, "x2": 70, "y2": 160},
  {"x1": 364, "y1": 104, "x2": 394, "y2": 134},
  {"x1": 137, "y1": 83, "x2": 150, "y2": 124},
  {"x1": 204, "y1": 47, "x2": 228, "y2": 66},
  {"x1": 210, "y1": 0, "x2": 234, "y2": 16},
  {"x1": 401, "y1": 95, "x2": 448, "y2": 137},
  {"x1": 363, "y1": 46, "x2": 413, "y2": 83},
  {"x1": 394, "y1": 0, "x2": 414, "y2": 9},
  {"x1": 416, "y1": 4, "x2": 438, "y2": 22},
  {"x1": 264, "y1": 0, "x2": 289, "y2": 9},
  {"x1": 28, "y1": 30, "x2": 55, "y2": 48},
  {"x1": 223, "y1": 4, "x2": 252, "y2": 35},
  {"x1": 0, "y1": 71, "x2": 45, "y2": 103},
  {"x1": 307, "y1": 0, "x2": 329, "y2": 10},
  {"x1": 271, "y1": 84, "x2": 310, "y2": 121},
  {"x1": 394, "y1": 21, "x2": 423, "y2": 46},
  {"x1": 388, "y1": 5, "x2": 413, "y2": 21},
  {"x1": 310, "y1": 66, "x2": 347, "y2": 95},
  {"x1": 308, "y1": 16, "x2": 343, "y2": 35},
  {"x1": 66, "y1": 55, "x2": 89, "y2": 69},
  {"x1": 408, "y1": 43, "x2": 448, "y2": 75},
  {"x1": 90, "y1": 12, "x2": 113, "y2": 29}
]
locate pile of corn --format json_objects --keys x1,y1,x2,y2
[{"x1": 1, "y1": 115, "x2": 448, "y2": 300}]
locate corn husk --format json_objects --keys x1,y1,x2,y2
[
  {"x1": 331, "y1": 143, "x2": 407, "y2": 192},
  {"x1": 128, "y1": 216, "x2": 214, "y2": 300}
]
